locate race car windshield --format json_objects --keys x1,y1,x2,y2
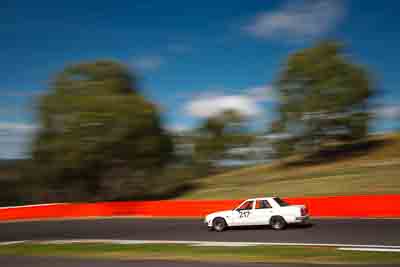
[
  {"x1": 274, "y1": 197, "x2": 289, "y2": 207},
  {"x1": 236, "y1": 201, "x2": 253, "y2": 210}
]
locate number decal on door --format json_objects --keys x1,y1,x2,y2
[{"x1": 239, "y1": 211, "x2": 250, "y2": 218}]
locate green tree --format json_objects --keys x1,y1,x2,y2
[
  {"x1": 194, "y1": 109, "x2": 254, "y2": 168},
  {"x1": 273, "y1": 41, "x2": 374, "y2": 157},
  {"x1": 30, "y1": 60, "x2": 173, "y2": 201}
]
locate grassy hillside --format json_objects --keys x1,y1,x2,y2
[{"x1": 181, "y1": 133, "x2": 400, "y2": 199}]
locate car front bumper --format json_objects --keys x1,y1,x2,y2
[{"x1": 204, "y1": 218, "x2": 212, "y2": 227}]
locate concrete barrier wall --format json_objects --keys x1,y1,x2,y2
[{"x1": 0, "y1": 195, "x2": 399, "y2": 221}]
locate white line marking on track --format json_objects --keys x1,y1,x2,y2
[
  {"x1": 0, "y1": 241, "x2": 27, "y2": 246},
  {"x1": 191, "y1": 242, "x2": 256, "y2": 247},
  {"x1": 338, "y1": 248, "x2": 400, "y2": 252},
  {"x1": 1, "y1": 239, "x2": 400, "y2": 250}
]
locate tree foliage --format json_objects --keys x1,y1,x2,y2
[
  {"x1": 30, "y1": 60, "x2": 173, "y2": 200},
  {"x1": 194, "y1": 109, "x2": 254, "y2": 165},
  {"x1": 273, "y1": 41, "x2": 375, "y2": 157}
]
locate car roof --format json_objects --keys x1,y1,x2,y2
[{"x1": 246, "y1": 197, "x2": 276, "y2": 201}]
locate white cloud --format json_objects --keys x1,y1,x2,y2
[
  {"x1": 0, "y1": 122, "x2": 37, "y2": 159},
  {"x1": 374, "y1": 105, "x2": 400, "y2": 119},
  {"x1": 166, "y1": 123, "x2": 191, "y2": 133},
  {"x1": 185, "y1": 94, "x2": 260, "y2": 118},
  {"x1": 247, "y1": 85, "x2": 276, "y2": 102},
  {"x1": 184, "y1": 85, "x2": 275, "y2": 119},
  {"x1": 0, "y1": 122, "x2": 38, "y2": 133},
  {"x1": 133, "y1": 55, "x2": 164, "y2": 71},
  {"x1": 243, "y1": 0, "x2": 345, "y2": 40}
]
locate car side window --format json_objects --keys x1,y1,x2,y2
[
  {"x1": 255, "y1": 200, "x2": 272, "y2": 209},
  {"x1": 237, "y1": 201, "x2": 254, "y2": 210}
]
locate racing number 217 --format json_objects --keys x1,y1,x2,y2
[{"x1": 239, "y1": 211, "x2": 250, "y2": 218}]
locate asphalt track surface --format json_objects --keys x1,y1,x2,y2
[
  {"x1": 1, "y1": 218, "x2": 400, "y2": 246},
  {"x1": 0, "y1": 256, "x2": 392, "y2": 267}
]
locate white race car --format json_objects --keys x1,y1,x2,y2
[{"x1": 204, "y1": 197, "x2": 309, "y2": 231}]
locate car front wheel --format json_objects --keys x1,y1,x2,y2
[{"x1": 212, "y1": 217, "x2": 227, "y2": 232}]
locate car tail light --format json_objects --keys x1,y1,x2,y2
[{"x1": 301, "y1": 207, "x2": 308, "y2": 216}]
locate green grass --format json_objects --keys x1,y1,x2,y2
[
  {"x1": 181, "y1": 133, "x2": 400, "y2": 199},
  {"x1": 0, "y1": 243, "x2": 399, "y2": 265}
]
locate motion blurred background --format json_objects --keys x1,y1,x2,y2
[{"x1": 0, "y1": 0, "x2": 399, "y2": 205}]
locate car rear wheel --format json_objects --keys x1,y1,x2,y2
[
  {"x1": 212, "y1": 217, "x2": 227, "y2": 232},
  {"x1": 270, "y1": 216, "x2": 287, "y2": 230}
]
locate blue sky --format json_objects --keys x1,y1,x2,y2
[{"x1": 0, "y1": 0, "x2": 399, "y2": 158}]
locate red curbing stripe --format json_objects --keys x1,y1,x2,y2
[
  {"x1": 284, "y1": 195, "x2": 400, "y2": 218},
  {"x1": 0, "y1": 195, "x2": 399, "y2": 221}
]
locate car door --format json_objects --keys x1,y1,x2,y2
[
  {"x1": 251, "y1": 199, "x2": 274, "y2": 226},
  {"x1": 232, "y1": 200, "x2": 255, "y2": 226}
]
